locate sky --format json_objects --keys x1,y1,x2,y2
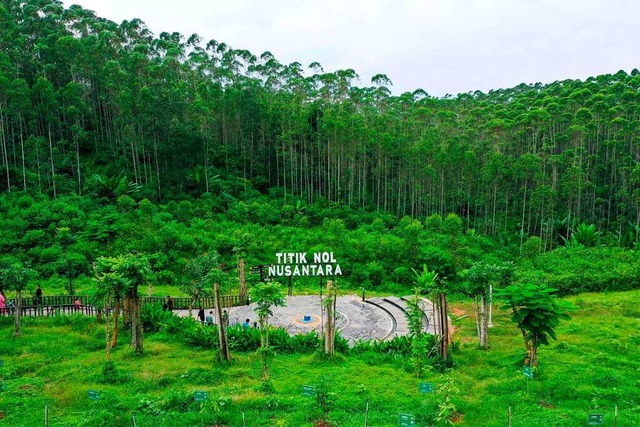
[{"x1": 60, "y1": 0, "x2": 640, "y2": 97}]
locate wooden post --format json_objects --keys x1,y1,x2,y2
[
  {"x1": 214, "y1": 282, "x2": 230, "y2": 361},
  {"x1": 131, "y1": 290, "x2": 143, "y2": 356},
  {"x1": 238, "y1": 259, "x2": 247, "y2": 303},
  {"x1": 324, "y1": 281, "x2": 335, "y2": 356},
  {"x1": 439, "y1": 292, "x2": 449, "y2": 360},
  {"x1": 364, "y1": 401, "x2": 369, "y2": 427}
]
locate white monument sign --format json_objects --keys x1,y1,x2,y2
[{"x1": 267, "y1": 251, "x2": 343, "y2": 277}]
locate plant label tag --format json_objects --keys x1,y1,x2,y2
[
  {"x1": 194, "y1": 391, "x2": 208, "y2": 402},
  {"x1": 398, "y1": 413, "x2": 416, "y2": 426},
  {"x1": 419, "y1": 382, "x2": 434, "y2": 393},
  {"x1": 302, "y1": 385, "x2": 316, "y2": 397}
]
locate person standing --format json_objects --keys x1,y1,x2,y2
[
  {"x1": 222, "y1": 310, "x2": 229, "y2": 327},
  {"x1": 35, "y1": 285, "x2": 43, "y2": 306},
  {"x1": 0, "y1": 290, "x2": 6, "y2": 314},
  {"x1": 205, "y1": 311, "x2": 214, "y2": 326},
  {"x1": 197, "y1": 308, "x2": 205, "y2": 324},
  {"x1": 166, "y1": 295, "x2": 173, "y2": 311}
]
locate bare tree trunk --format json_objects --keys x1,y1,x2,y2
[
  {"x1": 0, "y1": 104, "x2": 11, "y2": 192},
  {"x1": 110, "y1": 297, "x2": 120, "y2": 348},
  {"x1": 474, "y1": 295, "x2": 480, "y2": 340},
  {"x1": 433, "y1": 297, "x2": 439, "y2": 350},
  {"x1": 324, "y1": 280, "x2": 335, "y2": 356},
  {"x1": 123, "y1": 296, "x2": 130, "y2": 327},
  {"x1": 214, "y1": 282, "x2": 230, "y2": 361},
  {"x1": 130, "y1": 289, "x2": 143, "y2": 355},
  {"x1": 439, "y1": 292, "x2": 449, "y2": 360},
  {"x1": 48, "y1": 124, "x2": 56, "y2": 197},
  {"x1": 480, "y1": 294, "x2": 489, "y2": 348},
  {"x1": 105, "y1": 293, "x2": 112, "y2": 361},
  {"x1": 74, "y1": 123, "x2": 81, "y2": 195},
  {"x1": 14, "y1": 291, "x2": 22, "y2": 337},
  {"x1": 238, "y1": 258, "x2": 247, "y2": 303},
  {"x1": 530, "y1": 336, "x2": 538, "y2": 367}
]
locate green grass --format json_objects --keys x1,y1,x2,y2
[{"x1": 1, "y1": 290, "x2": 639, "y2": 426}]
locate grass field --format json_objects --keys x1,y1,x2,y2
[{"x1": 1, "y1": 290, "x2": 639, "y2": 426}]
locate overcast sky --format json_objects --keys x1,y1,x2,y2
[{"x1": 60, "y1": 0, "x2": 640, "y2": 97}]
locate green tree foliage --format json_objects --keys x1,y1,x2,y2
[
  {"x1": 496, "y1": 283, "x2": 573, "y2": 367},
  {"x1": 461, "y1": 262, "x2": 514, "y2": 349},
  {"x1": 180, "y1": 252, "x2": 223, "y2": 311},
  {"x1": 568, "y1": 223, "x2": 600, "y2": 247},
  {"x1": 94, "y1": 253, "x2": 152, "y2": 356},
  {"x1": 251, "y1": 282, "x2": 286, "y2": 380},
  {"x1": 406, "y1": 267, "x2": 436, "y2": 376},
  {"x1": 0, "y1": 0, "x2": 638, "y2": 251},
  {"x1": 0, "y1": 259, "x2": 34, "y2": 336}
]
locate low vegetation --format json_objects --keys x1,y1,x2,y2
[{"x1": 1, "y1": 290, "x2": 638, "y2": 426}]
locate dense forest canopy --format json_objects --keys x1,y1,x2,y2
[{"x1": 1, "y1": 0, "x2": 640, "y2": 253}]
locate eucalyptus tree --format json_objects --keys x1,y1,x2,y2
[
  {"x1": 0, "y1": 73, "x2": 11, "y2": 192},
  {"x1": 461, "y1": 261, "x2": 514, "y2": 349},
  {"x1": 31, "y1": 76, "x2": 58, "y2": 196},
  {"x1": 7, "y1": 78, "x2": 31, "y2": 191}
]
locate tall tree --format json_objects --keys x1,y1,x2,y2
[
  {"x1": 94, "y1": 253, "x2": 152, "y2": 356},
  {"x1": 0, "y1": 260, "x2": 33, "y2": 337}
]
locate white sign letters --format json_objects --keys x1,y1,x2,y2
[{"x1": 268, "y1": 251, "x2": 343, "y2": 277}]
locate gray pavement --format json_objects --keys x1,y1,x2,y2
[{"x1": 176, "y1": 294, "x2": 439, "y2": 344}]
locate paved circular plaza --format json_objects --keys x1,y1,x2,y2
[
  {"x1": 179, "y1": 294, "x2": 437, "y2": 343},
  {"x1": 227, "y1": 295, "x2": 393, "y2": 342}
]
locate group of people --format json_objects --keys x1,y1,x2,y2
[
  {"x1": 162, "y1": 296, "x2": 253, "y2": 329},
  {"x1": 0, "y1": 285, "x2": 42, "y2": 314},
  {"x1": 197, "y1": 308, "x2": 230, "y2": 326}
]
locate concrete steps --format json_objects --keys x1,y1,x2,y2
[
  {"x1": 367, "y1": 296, "x2": 439, "y2": 340},
  {"x1": 366, "y1": 297, "x2": 409, "y2": 339}
]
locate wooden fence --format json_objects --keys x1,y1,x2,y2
[{"x1": 0, "y1": 294, "x2": 248, "y2": 318}]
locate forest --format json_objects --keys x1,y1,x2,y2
[
  {"x1": 1, "y1": 0, "x2": 640, "y2": 254},
  {"x1": 0, "y1": 0, "x2": 639, "y2": 295}
]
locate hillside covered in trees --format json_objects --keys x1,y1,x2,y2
[{"x1": 1, "y1": 0, "x2": 640, "y2": 254}]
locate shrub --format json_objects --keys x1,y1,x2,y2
[
  {"x1": 141, "y1": 303, "x2": 174, "y2": 332},
  {"x1": 101, "y1": 361, "x2": 121, "y2": 384}
]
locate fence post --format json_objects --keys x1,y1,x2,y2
[{"x1": 364, "y1": 401, "x2": 369, "y2": 427}]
